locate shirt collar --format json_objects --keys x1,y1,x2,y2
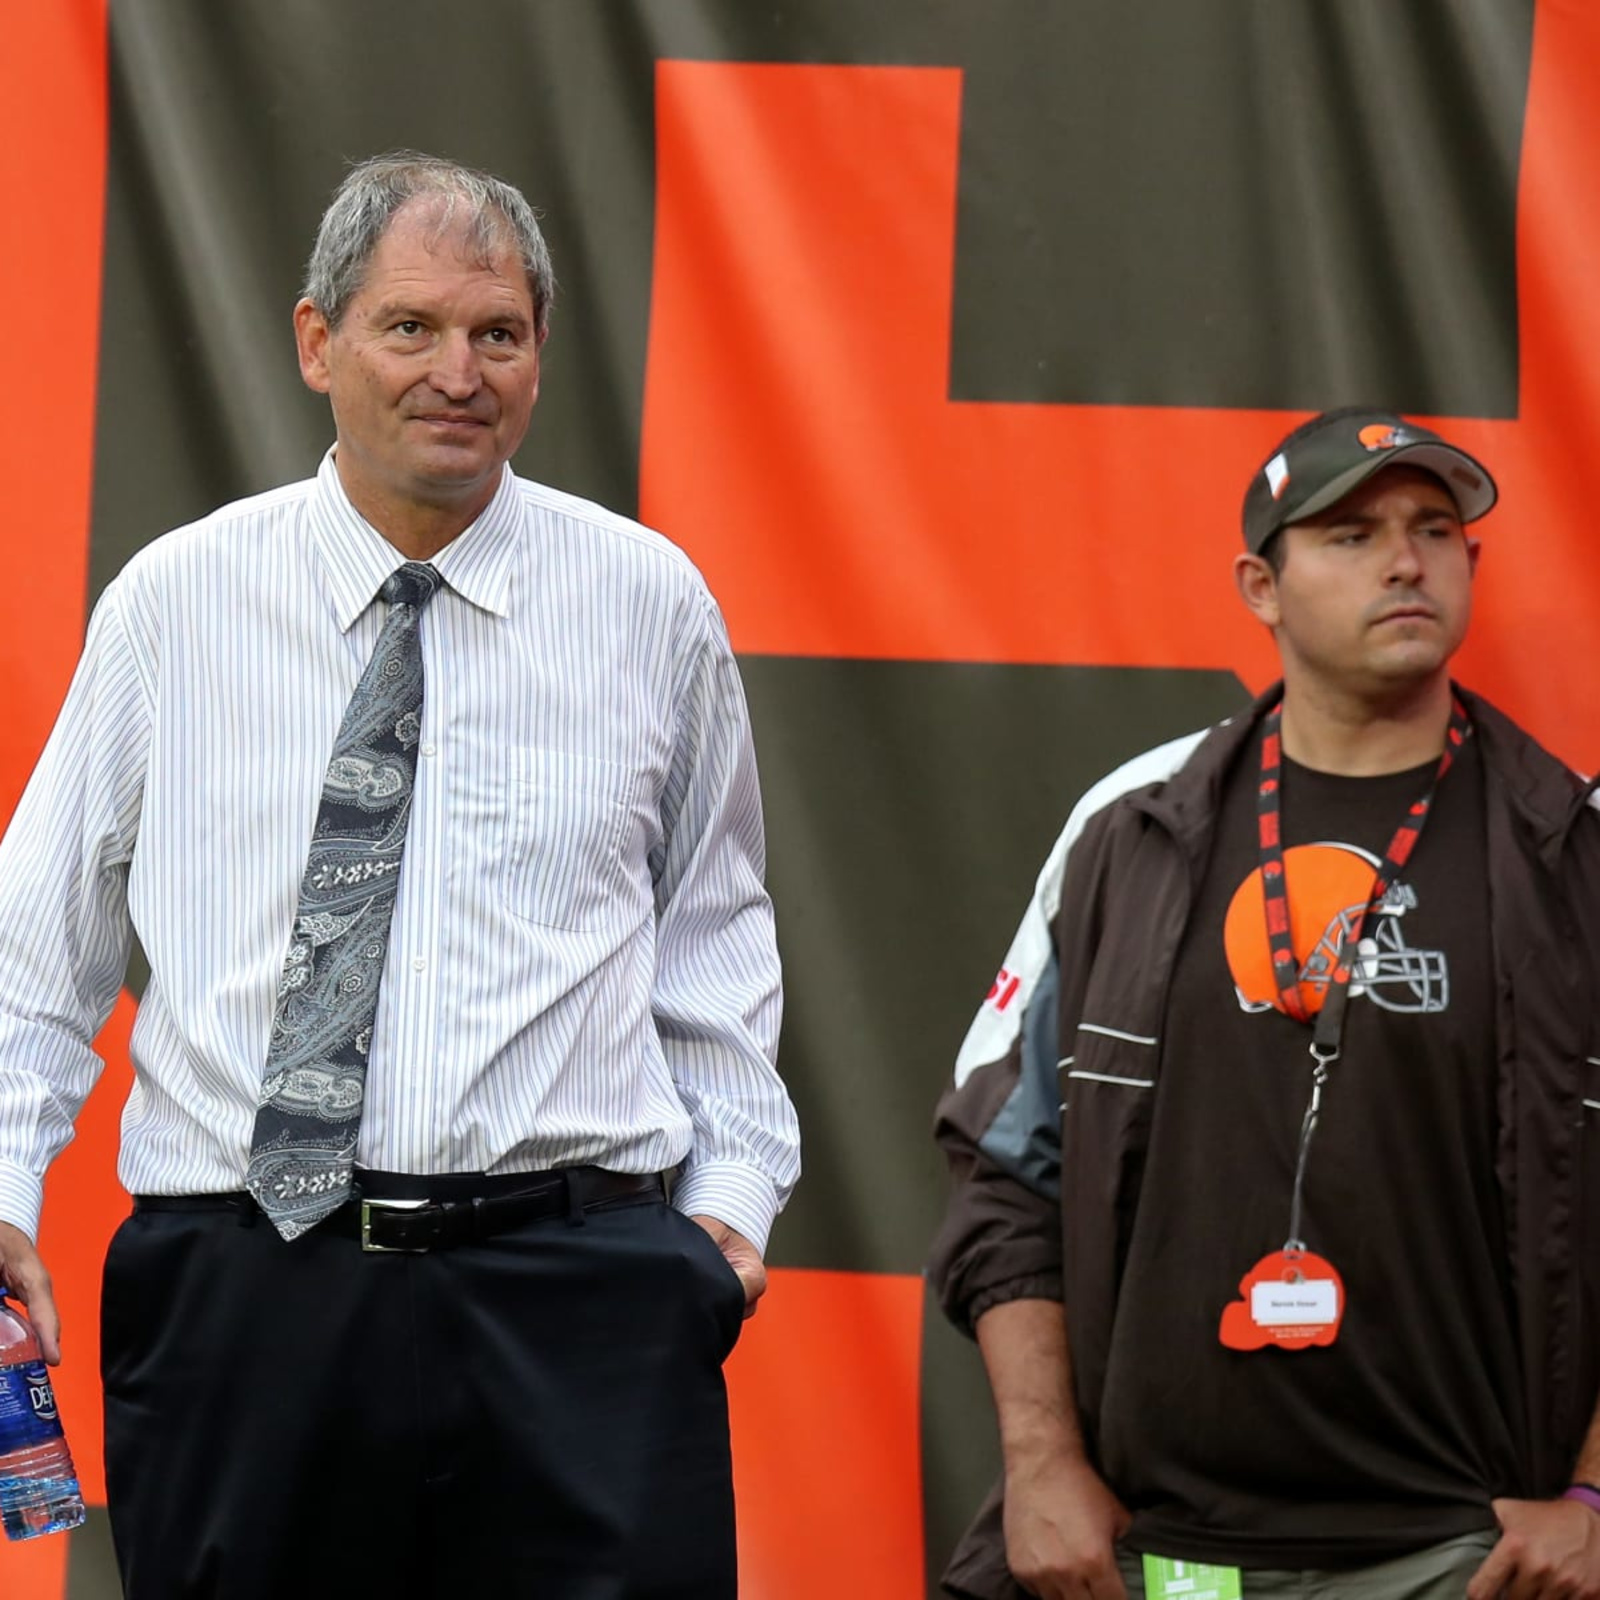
[{"x1": 308, "y1": 449, "x2": 521, "y2": 629}]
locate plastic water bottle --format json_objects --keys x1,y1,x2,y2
[{"x1": 0, "y1": 1289, "x2": 85, "y2": 1540}]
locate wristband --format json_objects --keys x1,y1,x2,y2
[{"x1": 1562, "y1": 1483, "x2": 1600, "y2": 1515}]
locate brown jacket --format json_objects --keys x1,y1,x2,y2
[{"x1": 929, "y1": 686, "x2": 1600, "y2": 1599}]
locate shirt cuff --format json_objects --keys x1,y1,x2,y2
[
  {"x1": 0, "y1": 1162, "x2": 44, "y2": 1243},
  {"x1": 671, "y1": 1161, "x2": 780, "y2": 1257}
]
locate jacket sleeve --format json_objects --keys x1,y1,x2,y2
[
  {"x1": 929, "y1": 820, "x2": 1080, "y2": 1335},
  {"x1": 928, "y1": 721, "x2": 1213, "y2": 1335}
]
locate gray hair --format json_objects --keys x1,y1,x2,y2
[{"x1": 302, "y1": 151, "x2": 556, "y2": 337}]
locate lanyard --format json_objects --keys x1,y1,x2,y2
[{"x1": 1255, "y1": 694, "x2": 1470, "y2": 1249}]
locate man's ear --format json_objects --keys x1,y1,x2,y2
[
  {"x1": 293, "y1": 298, "x2": 333, "y2": 394},
  {"x1": 1466, "y1": 536, "x2": 1482, "y2": 577},
  {"x1": 1234, "y1": 551, "x2": 1282, "y2": 629}
]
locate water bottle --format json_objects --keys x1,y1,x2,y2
[{"x1": 0, "y1": 1288, "x2": 85, "y2": 1540}]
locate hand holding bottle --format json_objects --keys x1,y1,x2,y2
[{"x1": 0, "y1": 1236, "x2": 83, "y2": 1541}]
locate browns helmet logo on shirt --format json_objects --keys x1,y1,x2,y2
[{"x1": 1223, "y1": 843, "x2": 1449, "y2": 1018}]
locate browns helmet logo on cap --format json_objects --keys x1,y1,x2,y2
[{"x1": 1357, "y1": 422, "x2": 1419, "y2": 452}]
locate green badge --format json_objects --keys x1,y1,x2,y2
[{"x1": 1141, "y1": 1555, "x2": 1243, "y2": 1600}]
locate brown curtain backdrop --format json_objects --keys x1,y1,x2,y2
[{"x1": 4, "y1": 3, "x2": 1596, "y2": 1597}]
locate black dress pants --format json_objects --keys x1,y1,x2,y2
[{"x1": 100, "y1": 1188, "x2": 747, "y2": 1599}]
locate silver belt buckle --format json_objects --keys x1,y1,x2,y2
[{"x1": 360, "y1": 1195, "x2": 429, "y2": 1253}]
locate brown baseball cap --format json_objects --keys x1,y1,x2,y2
[{"x1": 1241, "y1": 407, "x2": 1497, "y2": 553}]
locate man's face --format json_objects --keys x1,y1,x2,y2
[
  {"x1": 1237, "y1": 465, "x2": 1480, "y2": 701},
  {"x1": 293, "y1": 202, "x2": 542, "y2": 528}
]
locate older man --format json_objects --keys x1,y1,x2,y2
[
  {"x1": 0, "y1": 152, "x2": 798, "y2": 1598},
  {"x1": 932, "y1": 409, "x2": 1600, "y2": 1600}
]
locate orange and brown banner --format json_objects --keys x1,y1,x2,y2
[{"x1": 3, "y1": 3, "x2": 1597, "y2": 1596}]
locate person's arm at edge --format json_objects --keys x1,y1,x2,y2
[
  {"x1": 1467, "y1": 799, "x2": 1600, "y2": 1600},
  {"x1": 0, "y1": 581, "x2": 149, "y2": 1362}
]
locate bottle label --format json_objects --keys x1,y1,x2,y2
[{"x1": 0, "y1": 1362, "x2": 62, "y2": 1452}]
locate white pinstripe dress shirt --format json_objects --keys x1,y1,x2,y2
[{"x1": 0, "y1": 453, "x2": 798, "y2": 1250}]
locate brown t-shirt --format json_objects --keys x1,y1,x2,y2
[{"x1": 1097, "y1": 731, "x2": 1525, "y2": 1567}]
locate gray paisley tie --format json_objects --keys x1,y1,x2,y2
[{"x1": 246, "y1": 561, "x2": 443, "y2": 1240}]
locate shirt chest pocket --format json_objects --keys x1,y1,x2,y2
[{"x1": 501, "y1": 749, "x2": 643, "y2": 932}]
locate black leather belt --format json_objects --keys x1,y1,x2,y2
[{"x1": 134, "y1": 1167, "x2": 666, "y2": 1253}]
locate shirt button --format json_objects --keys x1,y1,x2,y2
[
  {"x1": 420, "y1": 742, "x2": 437, "y2": 757},
  {"x1": 411, "y1": 957, "x2": 427, "y2": 973}
]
